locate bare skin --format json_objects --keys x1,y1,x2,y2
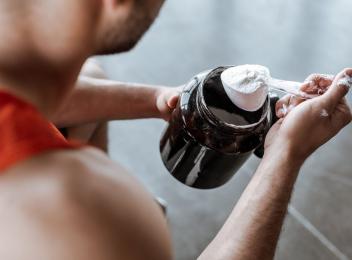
[
  {"x1": 55, "y1": 76, "x2": 180, "y2": 126},
  {"x1": 0, "y1": 1, "x2": 351, "y2": 260},
  {"x1": 55, "y1": 59, "x2": 180, "y2": 149},
  {"x1": 0, "y1": 149, "x2": 172, "y2": 260},
  {"x1": 60, "y1": 60, "x2": 110, "y2": 150}
]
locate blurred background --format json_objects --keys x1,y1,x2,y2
[{"x1": 99, "y1": 0, "x2": 352, "y2": 259}]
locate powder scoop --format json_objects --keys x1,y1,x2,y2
[{"x1": 221, "y1": 65, "x2": 322, "y2": 112}]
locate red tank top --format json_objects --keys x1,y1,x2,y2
[{"x1": 0, "y1": 91, "x2": 80, "y2": 172}]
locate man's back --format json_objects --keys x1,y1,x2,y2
[{"x1": 0, "y1": 148, "x2": 172, "y2": 260}]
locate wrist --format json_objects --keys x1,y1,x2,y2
[{"x1": 264, "y1": 140, "x2": 305, "y2": 171}]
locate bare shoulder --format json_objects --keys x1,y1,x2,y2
[{"x1": 0, "y1": 148, "x2": 172, "y2": 260}]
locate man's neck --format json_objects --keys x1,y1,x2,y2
[
  {"x1": 0, "y1": 0, "x2": 98, "y2": 118},
  {"x1": 0, "y1": 52, "x2": 85, "y2": 118}
]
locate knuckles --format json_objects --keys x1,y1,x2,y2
[{"x1": 341, "y1": 68, "x2": 352, "y2": 76}]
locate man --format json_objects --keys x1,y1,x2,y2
[{"x1": 0, "y1": 1, "x2": 350, "y2": 260}]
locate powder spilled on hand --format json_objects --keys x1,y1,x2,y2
[{"x1": 320, "y1": 109, "x2": 329, "y2": 118}]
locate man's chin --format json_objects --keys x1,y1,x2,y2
[{"x1": 95, "y1": 40, "x2": 139, "y2": 56}]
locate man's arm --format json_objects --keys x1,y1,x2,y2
[
  {"x1": 199, "y1": 68, "x2": 352, "y2": 260},
  {"x1": 199, "y1": 148, "x2": 301, "y2": 259},
  {"x1": 53, "y1": 76, "x2": 180, "y2": 127}
]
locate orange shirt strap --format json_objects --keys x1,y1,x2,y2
[{"x1": 0, "y1": 91, "x2": 80, "y2": 172}]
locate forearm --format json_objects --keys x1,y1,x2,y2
[
  {"x1": 53, "y1": 76, "x2": 164, "y2": 127},
  {"x1": 199, "y1": 149, "x2": 302, "y2": 260}
]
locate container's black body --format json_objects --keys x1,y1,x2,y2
[{"x1": 160, "y1": 67, "x2": 276, "y2": 189}]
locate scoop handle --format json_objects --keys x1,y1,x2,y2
[{"x1": 269, "y1": 78, "x2": 318, "y2": 99}]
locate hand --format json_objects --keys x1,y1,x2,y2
[
  {"x1": 264, "y1": 68, "x2": 352, "y2": 164},
  {"x1": 156, "y1": 86, "x2": 182, "y2": 121}
]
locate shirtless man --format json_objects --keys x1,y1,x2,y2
[{"x1": 0, "y1": 0, "x2": 351, "y2": 259}]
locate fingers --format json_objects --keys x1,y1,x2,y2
[
  {"x1": 156, "y1": 88, "x2": 181, "y2": 121},
  {"x1": 320, "y1": 68, "x2": 352, "y2": 110},
  {"x1": 304, "y1": 73, "x2": 334, "y2": 84},
  {"x1": 275, "y1": 94, "x2": 304, "y2": 118},
  {"x1": 301, "y1": 74, "x2": 334, "y2": 95},
  {"x1": 276, "y1": 95, "x2": 291, "y2": 118},
  {"x1": 166, "y1": 86, "x2": 182, "y2": 109},
  {"x1": 274, "y1": 74, "x2": 332, "y2": 118},
  {"x1": 167, "y1": 94, "x2": 179, "y2": 109}
]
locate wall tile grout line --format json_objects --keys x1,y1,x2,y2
[
  {"x1": 288, "y1": 205, "x2": 349, "y2": 260},
  {"x1": 242, "y1": 167, "x2": 349, "y2": 260}
]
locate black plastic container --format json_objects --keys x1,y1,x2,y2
[{"x1": 160, "y1": 67, "x2": 278, "y2": 189}]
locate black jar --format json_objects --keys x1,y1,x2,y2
[{"x1": 160, "y1": 67, "x2": 278, "y2": 189}]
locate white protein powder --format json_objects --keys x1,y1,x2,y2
[{"x1": 221, "y1": 65, "x2": 270, "y2": 111}]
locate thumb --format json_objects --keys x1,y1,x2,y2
[
  {"x1": 321, "y1": 68, "x2": 352, "y2": 110},
  {"x1": 167, "y1": 94, "x2": 179, "y2": 109}
]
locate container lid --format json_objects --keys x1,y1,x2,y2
[{"x1": 220, "y1": 65, "x2": 270, "y2": 111}]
